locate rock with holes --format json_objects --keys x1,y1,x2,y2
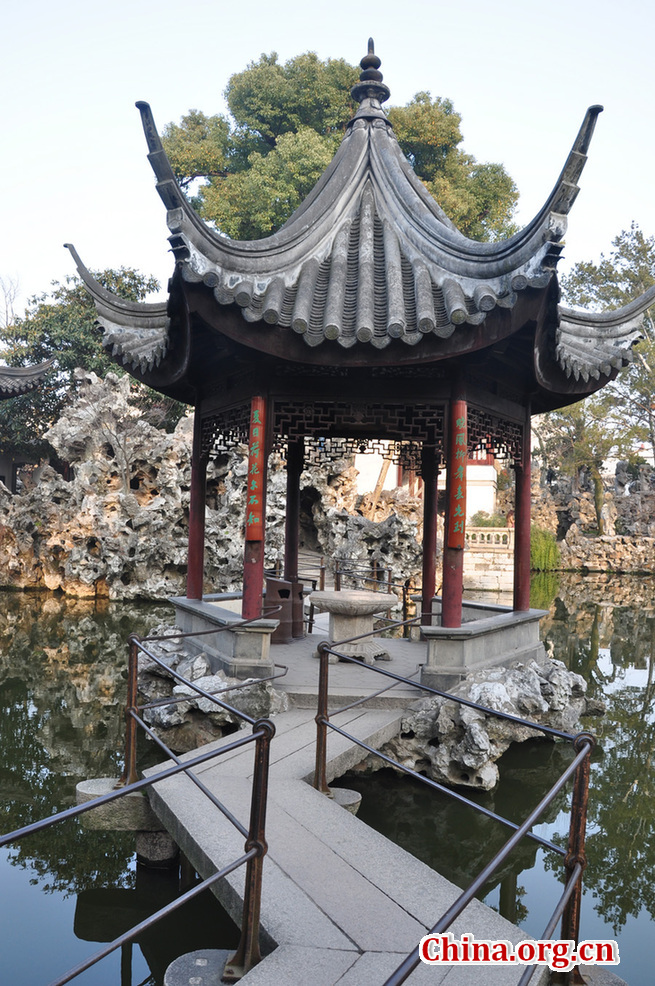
[
  {"x1": 0, "y1": 372, "x2": 426, "y2": 598},
  {"x1": 376, "y1": 658, "x2": 595, "y2": 791},
  {"x1": 136, "y1": 629, "x2": 288, "y2": 753}
]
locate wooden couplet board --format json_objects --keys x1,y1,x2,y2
[
  {"x1": 447, "y1": 402, "x2": 467, "y2": 549},
  {"x1": 245, "y1": 396, "x2": 266, "y2": 541}
]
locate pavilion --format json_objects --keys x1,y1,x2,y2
[
  {"x1": 66, "y1": 40, "x2": 653, "y2": 676},
  {"x1": 0, "y1": 361, "x2": 54, "y2": 401},
  {"x1": 0, "y1": 359, "x2": 55, "y2": 491}
]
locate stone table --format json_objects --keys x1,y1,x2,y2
[{"x1": 308, "y1": 589, "x2": 399, "y2": 663}]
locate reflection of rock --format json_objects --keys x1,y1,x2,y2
[
  {"x1": 0, "y1": 593, "x2": 171, "y2": 779},
  {"x1": 0, "y1": 593, "x2": 171, "y2": 895},
  {"x1": 137, "y1": 629, "x2": 288, "y2": 753},
  {"x1": 372, "y1": 659, "x2": 590, "y2": 791}
]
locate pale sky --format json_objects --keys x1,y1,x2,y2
[{"x1": 2, "y1": 0, "x2": 654, "y2": 316}]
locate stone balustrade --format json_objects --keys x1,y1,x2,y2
[{"x1": 465, "y1": 526, "x2": 513, "y2": 551}]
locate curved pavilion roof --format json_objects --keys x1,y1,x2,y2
[
  {"x1": 67, "y1": 40, "x2": 652, "y2": 411},
  {"x1": 0, "y1": 359, "x2": 55, "y2": 400}
]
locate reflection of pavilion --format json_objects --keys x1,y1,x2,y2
[
  {"x1": 0, "y1": 359, "x2": 54, "y2": 490},
  {"x1": 67, "y1": 40, "x2": 653, "y2": 676}
]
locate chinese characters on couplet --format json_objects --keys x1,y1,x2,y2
[
  {"x1": 245, "y1": 398, "x2": 266, "y2": 541},
  {"x1": 447, "y1": 412, "x2": 467, "y2": 549}
]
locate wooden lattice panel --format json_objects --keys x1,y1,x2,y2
[
  {"x1": 200, "y1": 403, "x2": 250, "y2": 456},
  {"x1": 272, "y1": 400, "x2": 444, "y2": 443},
  {"x1": 467, "y1": 406, "x2": 523, "y2": 462}
]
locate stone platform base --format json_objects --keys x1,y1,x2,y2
[
  {"x1": 421, "y1": 603, "x2": 548, "y2": 691},
  {"x1": 170, "y1": 595, "x2": 278, "y2": 679}
]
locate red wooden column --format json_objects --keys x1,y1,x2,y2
[
  {"x1": 441, "y1": 381, "x2": 467, "y2": 628},
  {"x1": 420, "y1": 443, "x2": 439, "y2": 626},
  {"x1": 187, "y1": 409, "x2": 208, "y2": 600},
  {"x1": 284, "y1": 438, "x2": 304, "y2": 584},
  {"x1": 513, "y1": 411, "x2": 532, "y2": 611},
  {"x1": 242, "y1": 396, "x2": 268, "y2": 620}
]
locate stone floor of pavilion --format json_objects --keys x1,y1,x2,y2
[{"x1": 268, "y1": 612, "x2": 425, "y2": 710}]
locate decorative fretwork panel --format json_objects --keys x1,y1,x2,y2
[
  {"x1": 273, "y1": 400, "x2": 444, "y2": 443},
  {"x1": 200, "y1": 403, "x2": 251, "y2": 456},
  {"x1": 272, "y1": 400, "x2": 445, "y2": 473},
  {"x1": 277, "y1": 436, "x2": 429, "y2": 472},
  {"x1": 467, "y1": 406, "x2": 523, "y2": 462}
]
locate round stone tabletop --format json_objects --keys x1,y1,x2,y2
[{"x1": 308, "y1": 589, "x2": 399, "y2": 616}]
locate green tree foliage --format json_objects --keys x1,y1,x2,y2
[
  {"x1": 388, "y1": 94, "x2": 518, "y2": 240},
  {"x1": 225, "y1": 51, "x2": 357, "y2": 149},
  {"x1": 0, "y1": 270, "x2": 183, "y2": 458},
  {"x1": 162, "y1": 52, "x2": 518, "y2": 243},
  {"x1": 159, "y1": 109, "x2": 232, "y2": 195},
  {"x1": 469, "y1": 509, "x2": 508, "y2": 527},
  {"x1": 202, "y1": 128, "x2": 337, "y2": 239},
  {"x1": 561, "y1": 223, "x2": 655, "y2": 464}
]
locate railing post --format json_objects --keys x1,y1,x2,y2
[
  {"x1": 314, "y1": 641, "x2": 332, "y2": 795},
  {"x1": 118, "y1": 634, "x2": 140, "y2": 788},
  {"x1": 223, "y1": 717, "x2": 275, "y2": 982},
  {"x1": 557, "y1": 732, "x2": 595, "y2": 985}
]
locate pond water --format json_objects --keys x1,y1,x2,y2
[
  {"x1": 1, "y1": 577, "x2": 653, "y2": 985},
  {"x1": 343, "y1": 572, "x2": 655, "y2": 986},
  {"x1": 0, "y1": 593, "x2": 239, "y2": 986}
]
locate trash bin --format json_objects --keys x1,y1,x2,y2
[{"x1": 265, "y1": 577, "x2": 293, "y2": 644}]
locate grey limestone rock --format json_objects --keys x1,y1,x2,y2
[
  {"x1": 136, "y1": 628, "x2": 288, "y2": 753},
  {"x1": 378, "y1": 659, "x2": 590, "y2": 791}
]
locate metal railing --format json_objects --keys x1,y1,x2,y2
[
  {"x1": 334, "y1": 557, "x2": 395, "y2": 594},
  {"x1": 268, "y1": 553, "x2": 425, "y2": 636},
  {"x1": 313, "y1": 628, "x2": 593, "y2": 986},
  {"x1": 0, "y1": 616, "x2": 286, "y2": 986}
]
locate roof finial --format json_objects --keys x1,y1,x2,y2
[
  {"x1": 360, "y1": 38, "x2": 383, "y2": 83},
  {"x1": 351, "y1": 37, "x2": 390, "y2": 107}
]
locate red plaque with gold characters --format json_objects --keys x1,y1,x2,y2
[
  {"x1": 447, "y1": 404, "x2": 467, "y2": 550},
  {"x1": 245, "y1": 396, "x2": 266, "y2": 541}
]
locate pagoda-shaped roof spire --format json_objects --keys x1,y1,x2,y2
[{"x1": 350, "y1": 38, "x2": 390, "y2": 117}]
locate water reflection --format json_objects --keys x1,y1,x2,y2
[
  {"x1": 0, "y1": 593, "x2": 238, "y2": 986},
  {"x1": 344, "y1": 573, "x2": 655, "y2": 986},
  {"x1": 543, "y1": 576, "x2": 655, "y2": 941}
]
